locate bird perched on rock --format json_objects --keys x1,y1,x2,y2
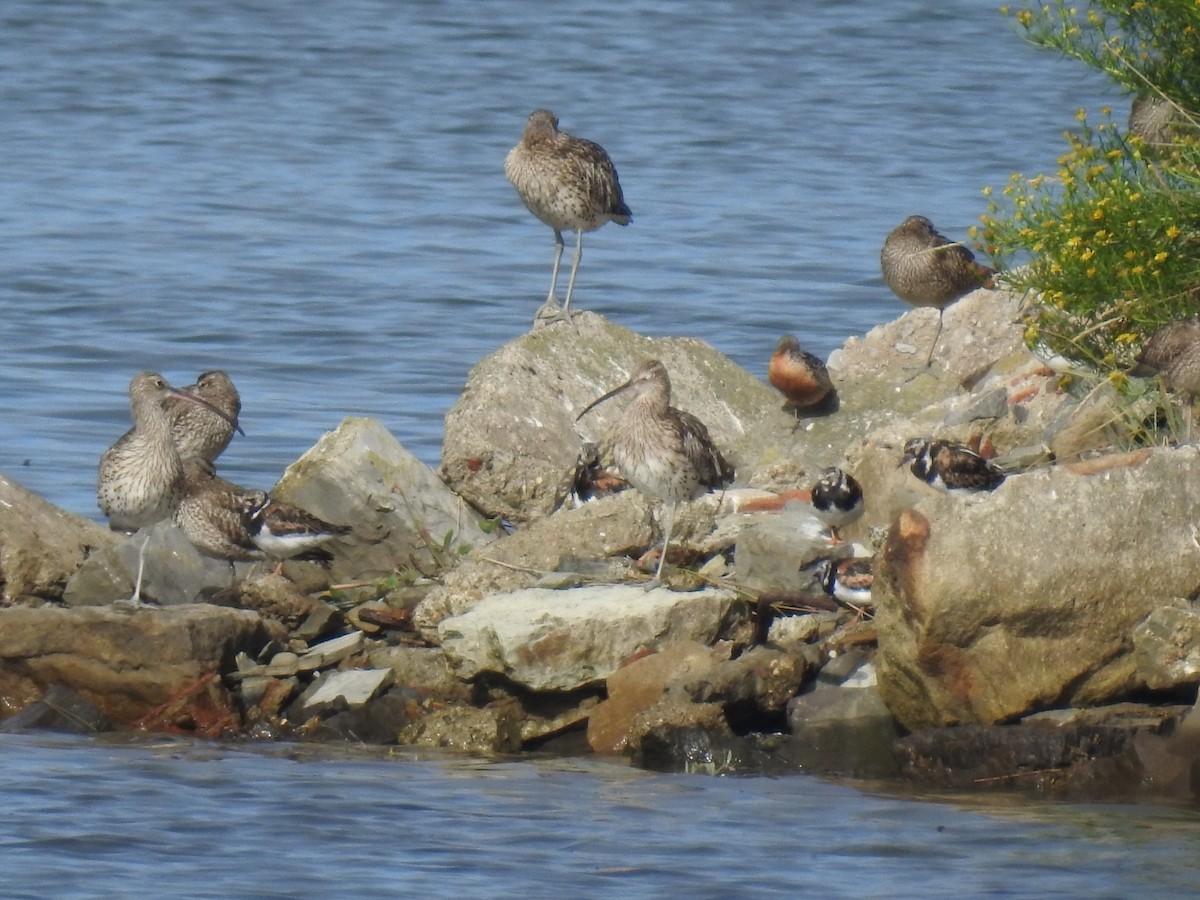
[
  {"x1": 810, "y1": 556, "x2": 874, "y2": 609},
  {"x1": 175, "y1": 458, "x2": 350, "y2": 574},
  {"x1": 167, "y1": 370, "x2": 243, "y2": 463},
  {"x1": 880, "y1": 215, "x2": 995, "y2": 366},
  {"x1": 809, "y1": 467, "x2": 864, "y2": 538},
  {"x1": 576, "y1": 359, "x2": 733, "y2": 584},
  {"x1": 98, "y1": 372, "x2": 242, "y2": 532},
  {"x1": 768, "y1": 335, "x2": 836, "y2": 418},
  {"x1": 900, "y1": 438, "x2": 1005, "y2": 492},
  {"x1": 98, "y1": 372, "x2": 243, "y2": 603},
  {"x1": 174, "y1": 458, "x2": 267, "y2": 563},
  {"x1": 1129, "y1": 318, "x2": 1200, "y2": 439},
  {"x1": 504, "y1": 108, "x2": 632, "y2": 324},
  {"x1": 244, "y1": 493, "x2": 352, "y2": 571}
]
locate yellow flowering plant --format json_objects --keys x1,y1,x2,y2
[{"x1": 984, "y1": 2, "x2": 1200, "y2": 370}]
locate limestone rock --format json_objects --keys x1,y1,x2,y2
[
  {"x1": 0, "y1": 473, "x2": 119, "y2": 605},
  {"x1": 271, "y1": 416, "x2": 499, "y2": 583},
  {"x1": 440, "y1": 311, "x2": 789, "y2": 524},
  {"x1": 64, "y1": 520, "x2": 249, "y2": 606},
  {"x1": 437, "y1": 584, "x2": 752, "y2": 692},
  {"x1": 298, "y1": 668, "x2": 394, "y2": 715},
  {"x1": 1132, "y1": 602, "x2": 1200, "y2": 691},
  {"x1": 0, "y1": 604, "x2": 266, "y2": 725},
  {"x1": 413, "y1": 494, "x2": 652, "y2": 637},
  {"x1": 874, "y1": 446, "x2": 1200, "y2": 730}
]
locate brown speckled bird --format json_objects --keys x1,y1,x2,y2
[
  {"x1": 880, "y1": 215, "x2": 994, "y2": 366},
  {"x1": 167, "y1": 370, "x2": 243, "y2": 463},
  {"x1": 504, "y1": 108, "x2": 632, "y2": 324},
  {"x1": 576, "y1": 359, "x2": 733, "y2": 584},
  {"x1": 175, "y1": 458, "x2": 350, "y2": 574},
  {"x1": 1129, "y1": 318, "x2": 1200, "y2": 438},
  {"x1": 98, "y1": 372, "x2": 240, "y2": 532},
  {"x1": 768, "y1": 335, "x2": 836, "y2": 417},
  {"x1": 174, "y1": 458, "x2": 266, "y2": 562}
]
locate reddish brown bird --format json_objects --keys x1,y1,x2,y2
[{"x1": 768, "y1": 335, "x2": 835, "y2": 414}]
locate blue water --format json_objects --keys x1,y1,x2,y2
[
  {"x1": 1, "y1": 732, "x2": 1198, "y2": 899},
  {"x1": 4, "y1": 0, "x2": 1189, "y2": 894}
]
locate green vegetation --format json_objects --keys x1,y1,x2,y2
[{"x1": 977, "y1": 2, "x2": 1200, "y2": 371}]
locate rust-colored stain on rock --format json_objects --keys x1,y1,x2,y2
[
  {"x1": 881, "y1": 508, "x2": 931, "y2": 622},
  {"x1": 917, "y1": 641, "x2": 976, "y2": 715},
  {"x1": 1063, "y1": 448, "x2": 1152, "y2": 476}
]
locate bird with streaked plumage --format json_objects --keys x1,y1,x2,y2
[
  {"x1": 505, "y1": 108, "x2": 632, "y2": 325},
  {"x1": 166, "y1": 370, "x2": 242, "y2": 463},
  {"x1": 881, "y1": 215, "x2": 994, "y2": 366},
  {"x1": 576, "y1": 359, "x2": 732, "y2": 585}
]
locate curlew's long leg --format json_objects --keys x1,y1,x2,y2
[
  {"x1": 647, "y1": 500, "x2": 677, "y2": 589},
  {"x1": 561, "y1": 228, "x2": 585, "y2": 319},
  {"x1": 925, "y1": 308, "x2": 945, "y2": 367},
  {"x1": 547, "y1": 229, "x2": 565, "y2": 304},
  {"x1": 535, "y1": 230, "x2": 568, "y2": 325},
  {"x1": 129, "y1": 530, "x2": 150, "y2": 604}
]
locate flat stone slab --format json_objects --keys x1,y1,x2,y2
[
  {"x1": 437, "y1": 584, "x2": 749, "y2": 692},
  {"x1": 301, "y1": 668, "x2": 394, "y2": 712}
]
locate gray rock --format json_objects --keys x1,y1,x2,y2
[
  {"x1": 786, "y1": 660, "x2": 901, "y2": 778},
  {"x1": 437, "y1": 584, "x2": 752, "y2": 692},
  {"x1": 299, "y1": 668, "x2": 394, "y2": 714},
  {"x1": 1132, "y1": 602, "x2": 1200, "y2": 690},
  {"x1": 270, "y1": 416, "x2": 499, "y2": 583},
  {"x1": 413, "y1": 493, "x2": 653, "y2": 637},
  {"x1": 875, "y1": 446, "x2": 1200, "y2": 731},
  {"x1": 0, "y1": 473, "x2": 120, "y2": 604},
  {"x1": 734, "y1": 508, "x2": 844, "y2": 594},
  {"x1": 65, "y1": 520, "x2": 248, "y2": 606},
  {"x1": 398, "y1": 700, "x2": 525, "y2": 754}
]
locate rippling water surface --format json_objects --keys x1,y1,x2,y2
[
  {"x1": 3, "y1": 733, "x2": 1200, "y2": 899},
  {"x1": 3, "y1": 1, "x2": 1185, "y2": 894}
]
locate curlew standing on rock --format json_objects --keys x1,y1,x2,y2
[
  {"x1": 98, "y1": 372, "x2": 242, "y2": 601},
  {"x1": 98, "y1": 372, "x2": 241, "y2": 532},
  {"x1": 880, "y1": 215, "x2": 994, "y2": 366},
  {"x1": 576, "y1": 359, "x2": 732, "y2": 584},
  {"x1": 504, "y1": 108, "x2": 632, "y2": 324}
]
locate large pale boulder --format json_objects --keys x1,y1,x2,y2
[
  {"x1": 0, "y1": 604, "x2": 266, "y2": 724},
  {"x1": 439, "y1": 311, "x2": 791, "y2": 524},
  {"x1": 0, "y1": 474, "x2": 119, "y2": 604},
  {"x1": 874, "y1": 446, "x2": 1200, "y2": 730},
  {"x1": 271, "y1": 417, "x2": 499, "y2": 582},
  {"x1": 437, "y1": 584, "x2": 752, "y2": 692}
]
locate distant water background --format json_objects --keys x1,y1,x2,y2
[{"x1": 6, "y1": 1, "x2": 1199, "y2": 896}]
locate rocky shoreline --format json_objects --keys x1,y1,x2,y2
[{"x1": 4, "y1": 287, "x2": 1200, "y2": 803}]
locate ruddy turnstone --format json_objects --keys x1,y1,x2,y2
[
  {"x1": 880, "y1": 215, "x2": 994, "y2": 366},
  {"x1": 900, "y1": 437, "x2": 1005, "y2": 492},
  {"x1": 809, "y1": 467, "x2": 864, "y2": 538},
  {"x1": 576, "y1": 359, "x2": 733, "y2": 585},
  {"x1": 812, "y1": 557, "x2": 874, "y2": 609},
  {"x1": 768, "y1": 335, "x2": 836, "y2": 416},
  {"x1": 504, "y1": 108, "x2": 632, "y2": 324}
]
